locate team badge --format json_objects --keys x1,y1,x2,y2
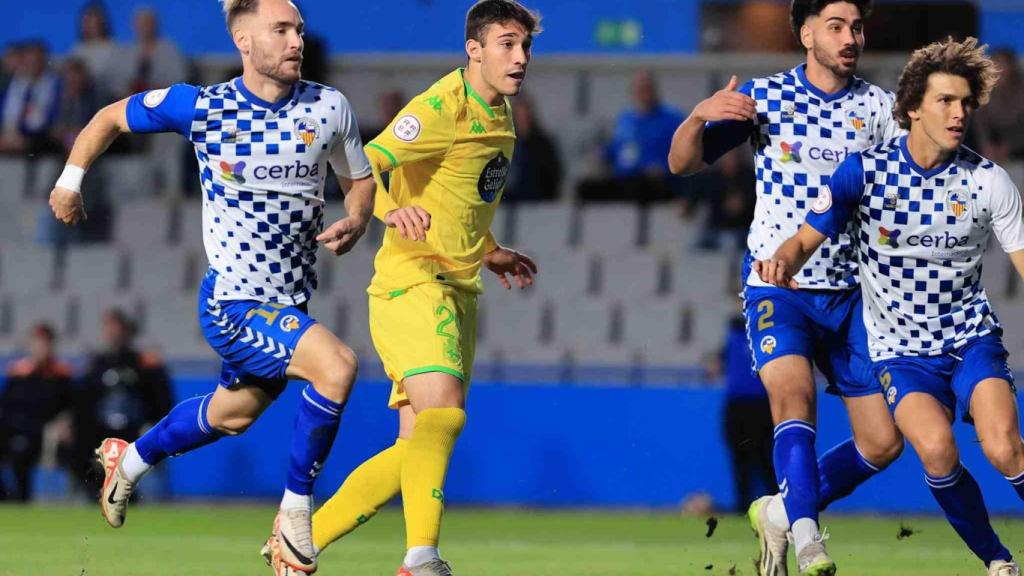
[
  {"x1": 810, "y1": 186, "x2": 832, "y2": 214},
  {"x1": 293, "y1": 118, "x2": 320, "y2": 146},
  {"x1": 393, "y1": 114, "x2": 422, "y2": 142},
  {"x1": 783, "y1": 104, "x2": 796, "y2": 118},
  {"x1": 280, "y1": 315, "x2": 300, "y2": 333},
  {"x1": 946, "y1": 189, "x2": 969, "y2": 220},
  {"x1": 883, "y1": 190, "x2": 900, "y2": 210},
  {"x1": 847, "y1": 110, "x2": 866, "y2": 130},
  {"x1": 886, "y1": 386, "x2": 897, "y2": 406},
  {"x1": 144, "y1": 88, "x2": 170, "y2": 108},
  {"x1": 760, "y1": 335, "x2": 777, "y2": 355}
]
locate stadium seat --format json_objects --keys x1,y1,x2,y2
[
  {"x1": 524, "y1": 249, "x2": 596, "y2": 301},
  {"x1": 551, "y1": 297, "x2": 615, "y2": 353},
  {"x1": 70, "y1": 292, "x2": 143, "y2": 353},
  {"x1": 138, "y1": 294, "x2": 211, "y2": 358},
  {"x1": 26, "y1": 157, "x2": 61, "y2": 198},
  {"x1": 101, "y1": 157, "x2": 157, "y2": 202},
  {"x1": 61, "y1": 246, "x2": 127, "y2": 294},
  {"x1": 0, "y1": 197, "x2": 43, "y2": 243},
  {"x1": 0, "y1": 244, "x2": 58, "y2": 295},
  {"x1": 328, "y1": 249, "x2": 376, "y2": 303},
  {"x1": 113, "y1": 199, "x2": 175, "y2": 248},
  {"x1": 175, "y1": 202, "x2": 205, "y2": 252},
  {"x1": 578, "y1": 202, "x2": 641, "y2": 254},
  {"x1": 481, "y1": 292, "x2": 546, "y2": 351},
  {"x1": 509, "y1": 203, "x2": 575, "y2": 253},
  {"x1": 644, "y1": 205, "x2": 700, "y2": 251},
  {"x1": 672, "y1": 251, "x2": 736, "y2": 302},
  {"x1": 7, "y1": 291, "x2": 73, "y2": 340},
  {"x1": 0, "y1": 157, "x2": 28, "y2": 197},
  {"x1": 337, "y1": 295, "x2": 374, "y2": 360},
  {"x1": 599, "y1": 251, "x2": 667, "y2": 301},
  {"x1": 621, "y1": 298, "x2": 700, "y2": 365},
  {"x1": 127, "y1": 246, "x2": 192, "y2": 295}
]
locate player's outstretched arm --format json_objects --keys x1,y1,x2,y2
[
  {"x1": 318, "y1": 175, "x2": 376, "y2": 255},
  {"x1": 1008, "y1": 251, "x2": 1024, "y2": 282},
  {"x1": 49, "y1": 99, "x2": 131, "y2": 225},
  {"x1": 483, "y1": 236, "x2": 538, "y2": 290},
  {"x1": 667, "y1": 75, "x2": 756, "y2": 176},
  {"x1": 754, "y1": 224, "x2": 827, "y2": 289}
]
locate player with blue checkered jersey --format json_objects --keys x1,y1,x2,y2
[
  {"x1": 759, "y1": 37, "x2": 1024, "y2": 576},
  {"x1": 48, "y1": 1, "x2": 374, "y2": 573},
  {"x1": 668, "y1": 1, "x2": 905, "y2": 574}
]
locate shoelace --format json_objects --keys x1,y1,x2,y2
[{"x1": 422, "y1": 559, "x2": 454, "y2": 576}]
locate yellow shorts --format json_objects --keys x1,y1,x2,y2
[{"x1": 369, "y1": 283, "x2": 478, "y2": 409}]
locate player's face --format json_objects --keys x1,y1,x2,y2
[
  {"x1": 478, "y1": 21, "x2": 532, "y2": 97},
  {"x1": 803, "y1": 2, "x2": 865, "y2": 78},
  {"x1": 909, "y1": 73, "x2": 976, "y2": 153},
  {"x1": 246, "y1": 0, "x2": 305, "y2": 84}
]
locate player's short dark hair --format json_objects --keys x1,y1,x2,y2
[
  {"x1": 32, "y1": 323, "x2": 55, "y2": 342},
  {"x1": 790, "y1": 0, "x2": 872, "y2": 42},
  {"x1": 894, "y1": 37, "x2": 998, "y2": 129},
  {"x1": 465, "y1": 0, "x2": 543, "y2": 44},
  {"x1": 222, "y1": 0, "x2": 261, "y2": 31}
]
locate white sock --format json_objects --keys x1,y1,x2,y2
[
  {"x1": 766, "y1": 493, "x2": 790, "y2": 530},
  {"x1": 120, "y1": 443, "x2": 153, "y2": 483},
  {"x1": 791, "y1": 518, "x2": 820, "y2": 555},
  {"x1": 280, "y1": 489, "x2": 312, "y2": 510},
  {"x1": 404, "y1": 546, "x2": 440, "y2": 567}
]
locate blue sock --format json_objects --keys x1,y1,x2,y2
[
  {"x1": 927, "y1": 463, "x2": 1012, "y2": 565},
  {"x1": 287, "y1": 384, "x2": 345, "y2": 495},
  {"x1": 135, "y1": 393, "x2": 223, "y2": 465},
  {"x1": 817, "y1": 438, "x2": 882, "y2": 511},
  {"x1": 774, "y1": 420, "x2": 819, "y2": 525},
  {"x1": 1005, "y1": 470, "x2": 1024, "y2": 502}
]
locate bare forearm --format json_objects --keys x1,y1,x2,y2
[
  {"x1": 67, "y1": 100, "x2": 130, "y2": 169},
  {"x1": 1009, "y1": 249, "x2": 1024, "y2": 281},
  {"x1": 667, "y1": 114, "x2": 707, "y2": 175},
  {"x1": 773, "y1": 225, "x2": 826, "y2": 276},
  {"x1": 343, "y1": 176, "x2": 376, "y2": 223}
]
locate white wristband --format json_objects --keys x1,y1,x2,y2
[{"x1": 56, "y1": 164, "x2": 86, "y2": 193}]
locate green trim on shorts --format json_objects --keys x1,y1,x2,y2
[{"x1": 403, "y1": 365, "x2": 464, "y2": 381}]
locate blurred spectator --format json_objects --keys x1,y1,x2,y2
[
  {"x1": 360, "y1": 88, "x2": 405, "y2": 144},
  {"x1": 52, "y1": 58, "x2": 101, "y2": 153},
  {"x1": 123, "y1": 7, "x2": 187, "y2": 96},
  {"x1": 973, "y1": 47, "x2": 1024, "y2": 164},
  {"x1": 0, "y1": 40, "x2": 62, "y2": 156},
  {"x1": 687, "y1": 146, "x2": 756, "y2": 251},
  {"x1": 68, "y1": 309, "x2": 173, "y2": 497},
  {"x1": 706, "y1": 312, "x2": 775, "y2": 512},
  {"x1": 0, "y1": 42, "x2": 21, "y2": 91},
  {"x1": 578, "y1": 71, "x2": 686, "y2": 203},
  {"x1": 0, "y1": 324, "x2": 73, "y2": 501},
  {"x1": 72, "y1": 1, "x2": 126, "y2": 103},
  {"x1": 504, "y1": 93, "x2": 562, "y2": 202}
]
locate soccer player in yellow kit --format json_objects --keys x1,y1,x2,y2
[{"x1": 261, "y1": 1, "x2": 541, "y2": 575}]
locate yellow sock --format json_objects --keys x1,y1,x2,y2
[
  {"x1": 402, "y1": 407, "x2": 466, "y2": 549},
  {"x1": 312, "y1": 439, "x2": 408, "y2": 551}
]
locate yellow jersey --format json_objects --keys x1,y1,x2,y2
[{"x1": 365, "y1": 68, "x2": 514, "y2": 296}]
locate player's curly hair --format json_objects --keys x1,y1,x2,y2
[
  {"x1": 893, "y1": 37, "x2": 999, "y2": 129},
  {"x1": 466, "y1": 0, "x2": 543, "y2": 44},
  {"x1": 221, "y1": 0, "x2": 261, "y2": 31},
  {"x1": 790, "y1": 0, "x2": 872, "y2": 43}
]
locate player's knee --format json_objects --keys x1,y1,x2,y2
[
  {"x1": 311, "y1": 343, "x2": 358, "y2": 403},
  {"x1": 211, "y1": 414, "x2": 257, "y2": 436},
  {"x1": 981, "y1": 436, "x2": 1024, "y2": 476},
  {"x1": 858, "y1": 428, "x2": 904, "y2": 469},
  {"x1": 915, "y1": 437, "x2": 959, "y2": 476}
]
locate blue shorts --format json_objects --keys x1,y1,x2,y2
[
  {"x1": 198, "y1": 269, "x2": 317, "y2": 398},
  {"x1": 743, "y1": 284, "x2": 874, "y2": 397},
  {"x1": 872, "y1": 331, "x2": 1015, "y2": 423}
]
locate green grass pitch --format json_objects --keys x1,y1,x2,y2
[{"x1": 1, "y1": 504, "x2": 1022, "y2": 575}]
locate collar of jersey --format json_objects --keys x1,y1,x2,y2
[
  {"x1": 233, "y1": 77, "x2": 297, "y2": 112},
  {"x1": 899, "y1": 134, "x2": 954, "y2": 178},
  {"x1": 460, "y1": 68, "x2": 503, "y2": 120},
  {"x1": 795, "y1": 63, "x2": 852, "y2": 103}
]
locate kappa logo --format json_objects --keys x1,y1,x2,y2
[
  {"x1": 760, "y1": 335, "x2": 777, "y2": 355},
  {"x1": 280, "y1": 315, "x2": 300, "y2": 332}
]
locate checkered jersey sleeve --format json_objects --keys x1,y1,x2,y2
[
  {"x1": 365, "y1": 95, "x2": 456, "y2": 172},
  {"x1": 875, "y1": 89, "x2": 904, "y2": 142},
  {"x1": 125, "y1": 84, "x2": 200, "y2": 136},
  {"x1": 328, "y1": 91, "x2": 372, "y2": 180},
  {"x1": 989, "y1": 166, "x2": 1024, "y2": 253},
  {"x1": 806, "y1": 153, "x2": 864, "y2": 240},
  {"x1": 701, "y1": 80, "x2": 756, "y2": 165}
]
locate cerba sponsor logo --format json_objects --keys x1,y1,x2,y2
[
  {"x1": 780, "y1": 140, "x2": 851, "y2": 163},
  {"x1": 878, "y1": 226, "x2": 968, "y2": 249},
  {"x1": 219, "y1": 159, "x2": 320, "y2": 183}
]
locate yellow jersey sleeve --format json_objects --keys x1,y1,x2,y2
[{"x1": 366, "y1": 95, "x2": 456, "y2": 172}]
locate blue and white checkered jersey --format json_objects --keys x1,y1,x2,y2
[
  {"x1": 807, "y1": 136, "x2": 1024, "y2": 360},
  {"x1": 125, "y1": 78, "x2": 372, "y2": 305},
  {"x1": 703, "y1": 64, "x2": 903, "y2": 289}
]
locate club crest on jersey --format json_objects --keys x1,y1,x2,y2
[
  {"x1": 847, "y1": 110, "x2": 866, "y2": 130},
  {"x1": 293, "y1": 118, "x2": 320, "y2": 146},
  {"x1": 760, "y1": 335, "x2": 777, "y2": 355},
  {"x1": 878, "y1": 226, "x2": 900, "y2": 248},
  {"x1": 280, "y1": 315, "x2": 300, "y2": 333},
  {"x1": 783, "y1": 104, "x2": 796, "y2": 118},
  {"x1": 780, "y1": 141, "x2": 802, "y2": 163},
  {"x1": 883, "y1": 191, "x2": 900, "y2": 210},
  {"x1": 946, "y1": 189, "x2": 969, "y2": 220},
  {"x1": 220, "y1": 160, "x2": 246, "y2": 184}
]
